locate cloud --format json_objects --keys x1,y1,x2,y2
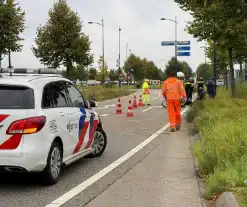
[{"x1": 2, "y1": 0, "x2": 205, "y2": 72}]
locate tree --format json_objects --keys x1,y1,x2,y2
[
  {"x1": 32, "y1": 0, "x2": 93, "y2": 78},
  {"x1": 0, "y1": 0, "x2": 25, "y2": 65},
  {"x1": 164, "y1": 57, "x2": 193, "y2": 79},
  {"x1": 97, "y1": 56, "x2": 109, "y2": 83},
  {"x1": 108, "y1": 69, "x2": 119, "y2": 81},
  {"x1": 73, "y1": 65, "x2": 88, "y2": 81},
  {"x1": 123, "y1": 54, "x2": 163, "y2": 81},
  {"x1": 196, "y1": 63, "x2": 213, "y2": 80},
  {"x1": 176, "y1": 0, "x2": 247, "y2": 97},
  {"x1": 88, "y1": 67, "x2": 97, "y2": 80}
]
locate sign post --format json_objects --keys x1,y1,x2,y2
[
  {"x1": 177, "y1": 41, "x2": 191, "y2": 57},
  {"x1": 161, "y1": 40, "x2": 191, "y2": 57}
]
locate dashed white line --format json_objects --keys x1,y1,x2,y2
[
  {"x1": 100, "y1": 114, "x2": 110, "y2": 117},
  {"x1": 44, "y1": 107, "x2": 190, "y2": 207},
  {"x1": 96, "y1": 104, "x2": 116, "y2": 110},
  {"x1": 142, "y1": 106, "x2": 163, "y2": 112},
  {"x1": 153, "y1": 93, "x2": 161, "y2": 100},
  {"x1": 142, "y1": 106, "x2": 154, "y2": 112}
]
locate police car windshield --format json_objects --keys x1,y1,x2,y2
[{"x1": 0, "y1": 85, "x2": 34, "y2": 109}]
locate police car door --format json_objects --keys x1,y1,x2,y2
[{"x1": 64, "y1": 81, "x2": 91, "y2": 155}]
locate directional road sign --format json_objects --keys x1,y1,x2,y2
[
  {"x1": 177, "y1": 41, "x2": 191, "y2": 45},
  {"x1": 177, "y1": 46, "x2": 191, "y2": 51},
  {"x1": 177, "y1": 51, "x2": 191, "y2": 56},
  {"x1": 161, "y1": 41, "x2": 175, "y2": 46}
]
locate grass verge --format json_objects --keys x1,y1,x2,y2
[
  {"x1": 80, "y1": 86, "x2": 135, "y2": 101},
  {"x1": 187, "y1": 85, "x2": 247, "y2": 206}
]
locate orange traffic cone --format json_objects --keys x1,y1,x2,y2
[
  {"x1": 132, "y1": 95, "x2": 138, "y2": 109},
  {"x1": 138, "y1": 95, "x2": 144, "y2": 107},
  {"x1": 116, "y1": 98, "x2": 123, "y2": 114},
  {"x1": 126, "y1": 100, "x2": 134, "y2": 117}
]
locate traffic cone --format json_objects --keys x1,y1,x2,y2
[
  {"x1": 132, "y1": 95, "x2": 138, "y2": 109},
  {"x1": 116, "y1": 98, "x2": 122, "y2": 114},
  {"x1": 138, "y1": 95, "x2": 144, "y2": 107},
  {"x1": 126, "y1": 100, "x2": 134, "y2": 117}
]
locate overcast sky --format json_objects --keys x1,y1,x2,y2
[{"x1": 2, "y1": 0, "x2": 206, "y2": 72}]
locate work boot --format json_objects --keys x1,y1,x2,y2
[
  {"x1": 147, "y1": 103, "x2": 151, "y2": 106},
  {"x1": 170, "y1": 128, "x2": 175, "y2": 132},
  {"x1": 176, "y1": 125, "x2": 181, "y2": 131}
]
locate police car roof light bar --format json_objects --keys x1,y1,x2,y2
[{"x1": 0, "y1": 68, "x2": 61, "y2": 75}]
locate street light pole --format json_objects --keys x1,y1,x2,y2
[
  {"x1": 175, "y1": 16, "x2": 178, "y2": 63},
  {"x1": 88, "y1": 19, "x2": 105, "y2": 83},
  {"x1": 126, "y1": 43, "x2": 128, "y2": 62},
  {"x1": 119, "y1": 27, "x2": 121, "y2": 72},
  {"x1": 118, "y1": 27, "x2": 121, "y2": 88},
  {"x1": 102, "y1": 19, "x2": 105, "y2": 81},
  {"x1": 161, "y1": 16, "x2": 178, "y2": 64}
]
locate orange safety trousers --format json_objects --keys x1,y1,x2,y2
[{"x1": 166, "y1": 99, "x2": 181, "y2": 129}]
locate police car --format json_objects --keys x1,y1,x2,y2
[{"x1": 0, "y1": 68, "x2": 107, "y2": 185}]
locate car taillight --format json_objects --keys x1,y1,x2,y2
[{"x1": 6, "y1": 116, "x2": 46, "y2": 135}]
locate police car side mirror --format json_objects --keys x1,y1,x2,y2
[{"x1": 88, "y1": 99, "x2": 97, "y2": 108}]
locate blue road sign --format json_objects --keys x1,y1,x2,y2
[
  {"x1": 177, "y1": 51, "x2": 191, "y2": 56},
  {"x1": 177, "y1": 46, "x2": 191, "y2": 51},
  {"x1": 177, "y1": 41, "x2": 191, "y2": 45},
  {"x1": 161, "y1": 41, "x2": 175, "y2": 46}
]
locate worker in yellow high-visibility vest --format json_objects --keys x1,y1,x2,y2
[{"x1": 142, "y1": 79, "x2": 150, "y2": 105}]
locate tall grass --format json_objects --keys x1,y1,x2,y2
[{"x1": 191, "y1": 84, "x2": 247, "y2": 204}]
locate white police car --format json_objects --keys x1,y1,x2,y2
[{"x1": 0, "y1": 68, "x2": 107, "y2": 185}]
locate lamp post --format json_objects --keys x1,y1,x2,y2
[
  {"x1": 118, "y1": 27, "x2": 122, "y2": 87},
  {"x1": 88, "y1": 19, "x2": 105, "y2": 81},
  {"x1": 200, "y1": 45, "x2": 207, "y2": 63},
  {"x1": 161, "y1": 16, "x2": 178, "y2": 63}
]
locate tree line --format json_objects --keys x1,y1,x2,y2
[
  {"x1": 176, "y1": 0, "x2": 247, "y2": 97},
  {"x1": 1, "y1": 0, "x2": 194, "y2": 82}
]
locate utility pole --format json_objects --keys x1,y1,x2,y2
[
  {"x1": 126, "y1": 43, "x2": 129, "y2": 86},
  {"x1": 8, "y1": 50, "x2": 11, "y2": 68},
  {"x1": 88, "y1": 19, "x2": 105, "y2": 84},
  {"x1": 102, "y1": 19, "x2": 105, "y2": 84},
  {"x1": 175, "y1": 16, "x2": 178, "y2": 64},
  {"x1": 126, "y1": 43, "x2": 128, "y2": 62},
  {"x1": 118, "y1": 27, "x2": 121, "y2": 87}
]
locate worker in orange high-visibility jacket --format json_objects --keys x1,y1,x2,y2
[{"x1": 162, "y1": 70, "x2": 186, "y2": 132}]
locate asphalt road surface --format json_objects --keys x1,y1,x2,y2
[{"x1": 0, "y1": 89, "x2": 175, "y2": 207}]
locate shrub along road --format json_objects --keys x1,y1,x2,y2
[{"x1": 187, "y1": 86, "x2": 247, "y2": 206}]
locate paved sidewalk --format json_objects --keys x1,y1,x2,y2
[{"x1": 86, "y1": 124, "x2": 203, "y2": 207}]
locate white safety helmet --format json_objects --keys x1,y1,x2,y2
[{"x1": 177, "y1": 71, "x2": 185, "y2": 78}]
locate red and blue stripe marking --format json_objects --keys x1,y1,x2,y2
[{"x1": 73, "y1": 108, "x2": 98, "y2": 154}]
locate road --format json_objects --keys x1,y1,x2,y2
[{"x1": 0, "y1": 89, "x2": 174, "y2": 207}]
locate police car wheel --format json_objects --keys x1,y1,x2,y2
[
  {"x1": 88, "y1": 127, "x2": 107, "y2": 158},
  {"x1": 41, "y1": 141, "x2": 63, "y2": 185}
]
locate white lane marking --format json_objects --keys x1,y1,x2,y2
[
  {"x1": 106, "y1": 104, "x2": 115, "y2": 107},
  {"x1": 96, "y1": 104, "x2": 116, "y2": 110},
  {"x1": 100, "y1": 114, "x2": 110, "y2": 117},
  {"x1": 153, "y1": 93, "x2": 161, "y2": 100},
  {"x1": 45, "y1": 107, "x2": 190, "y2": 207},
  {"x1": 142, "y1": 106, "x2": 154, "y2": 112},
  {"x1": 142, "y1": 106, "x2": 163, "y2": 112}
]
